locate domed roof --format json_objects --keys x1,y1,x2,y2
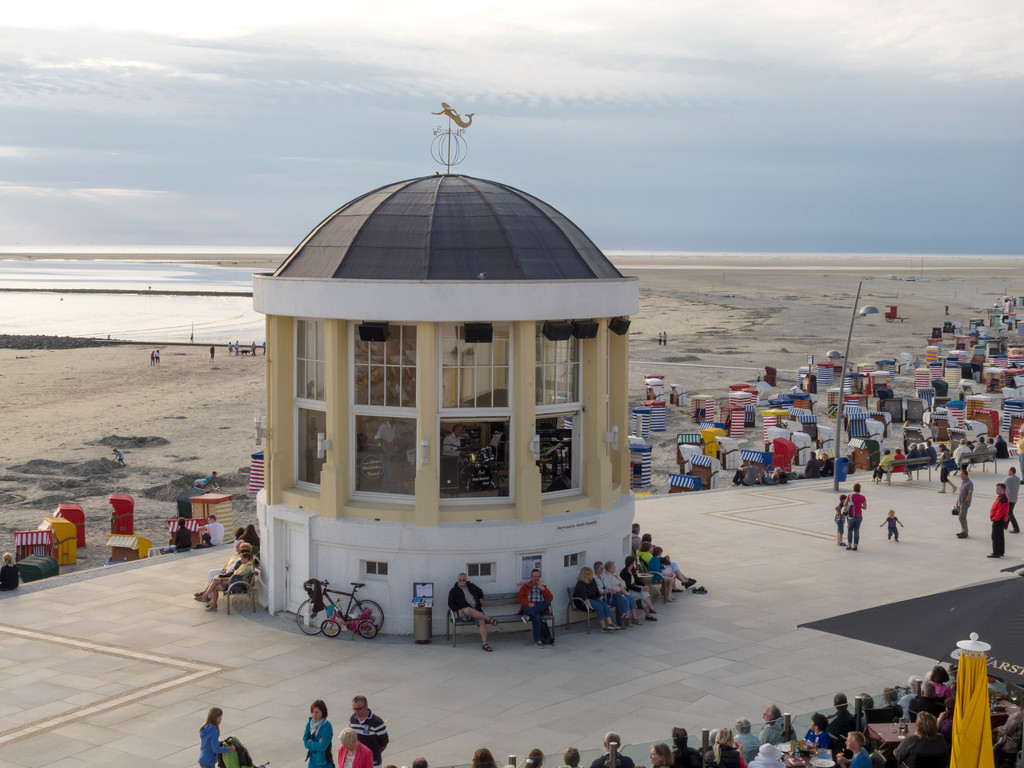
[{"x1": 273, "y1": 174, "x2": 622, "y2": 281}]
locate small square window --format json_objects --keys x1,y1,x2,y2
[
  {"x1": 362, "y1": 560, "x2": 389, "y2": 577},
  {"x1": 467, "y1": 562, "x2": 494, "y2": 581},
  {"x1": 563, "y1": 551, "x2": 585, "y2": 568}
]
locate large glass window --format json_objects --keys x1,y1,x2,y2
[
  {"x1": 354, "y1": 415, "x2": 417, "y2": 495},
  {"x1": 351, "y1": 324, "x2": 417, "y2": 499},
  {"x1": 536, "y1": 413, "x2": 579, "y2": 493},
  {"x1": 441, "y1": 325, "x2": 509, "y2": 408},
  {"x1": 536, "y1": 327, "x2": 579, "y2": 405},
  {"x1": 354, "y1": 326, "x2": 416, "y2": 407},
  {"x1": 296, "y1": 319, "x2": 325, "y2": 401},
  {"x1": 297, "y1": 407, "x2": 326, "y2": 486},
  {"x1": 439, "y1": 420, "x2": 510, "y2": 498}
]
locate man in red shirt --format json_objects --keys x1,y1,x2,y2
[
  {"x1": 989, "y1": 483, "x2": 1009, "y2": 558},
  {"x1": 517, "y1": 568, "x2": 554, "y2": 647}
]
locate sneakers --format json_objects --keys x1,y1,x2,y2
[
  {"x1": 521, "y1": 615, "x2": 529, "y2": 625},
  {"x1": 535, "y1": 641, "x2": 545, "y2": 647},
  {"x1": 645, "y1": 615, "x2": 658, "y2": 621},
  {"x1": 691, "y1": 586, "x2": 708, "y2": 594}
]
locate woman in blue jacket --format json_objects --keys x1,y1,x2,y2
[
  {"x1": 304, "y1": 698, "x2": 334, "y2": 767},
  {"x1": 198, "y1": 707, "x2": 234, "y2": 768}
]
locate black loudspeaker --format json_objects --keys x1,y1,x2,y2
[
  {"x1": 463, "y1": 323, "x2": 493, "y2": 343},
  {"x1": 542, "y1": 320, "x2": 572, "y2": 341},
  {"x1": 608, "y1": 317, "x2": 631, "y2": 336},
  {"x1": 358, "y1": 322, "x2": 390, "y2": 342},
  {"x1": 572, "y1": 320, "x2": 599, "y2": 339}
]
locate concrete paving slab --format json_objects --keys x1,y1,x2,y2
[{"x1": 0, "y1": 477, "x2": 1020, "y2": 767}]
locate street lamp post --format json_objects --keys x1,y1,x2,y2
[{"x1": 834, "y1": 281, "x2": 880, "y2": 492}]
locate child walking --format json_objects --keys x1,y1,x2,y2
[
  {"x1": 880, "y1": 509, "x2": 904, "y2": 541},
  {"x1": 834, "y1": 494, "x2": 849, "y2": 546}
]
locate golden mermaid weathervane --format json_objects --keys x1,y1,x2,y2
[{"x1": 431, "y1": 102, "x2": 474, "y2": 172}]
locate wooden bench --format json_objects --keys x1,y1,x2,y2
[
  {"x1": 961, "y1": 450, "x2": 997, "y2": 472},
  {"x1": 884, "y1": 457, "x2": 932, "y2": 484},
  {"x1": 445, "y1": 591, "x2": 554, "y2": 647}
]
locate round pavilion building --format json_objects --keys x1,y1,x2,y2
[{"x1": 254, "y1": 174, "x2": 639, "y2": 633}]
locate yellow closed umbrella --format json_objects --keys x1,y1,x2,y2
[{"x1": 951, "y1": 633, "x2": 994, "y2": 768}]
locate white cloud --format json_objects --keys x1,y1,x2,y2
[{"x1": 0, "y1": 183, "x2": 170, "y2": 202}]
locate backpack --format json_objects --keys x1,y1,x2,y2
[
  {"x1": 218, "y1": 736, "x2": 255, "y2": 768},
  {"x1": 540, "y1": 619, "x2": 554, "y2": 645},
  {"x1": 303, "y1": 578, "x2": 325, "y2": 612}
]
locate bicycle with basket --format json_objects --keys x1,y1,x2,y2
[{"x1": 298, "y1": 579, "x2": 384, "y2": 639}]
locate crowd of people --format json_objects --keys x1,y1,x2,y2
[
  {"x1": 445, "y1": 524, "x2": 702, "y2": 651},
  {"x1": 198, "y1": 694, "x2": 390, "y2": 768}
]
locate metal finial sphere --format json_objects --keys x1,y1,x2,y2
[{"x1": 431, "y1": 129, "x2": 468, "y2": 171}]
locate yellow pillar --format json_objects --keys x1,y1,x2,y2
[
  {"x1": 414, "y1": 322, "x2": 440, "y2": 526},
  {"x1": 266, "y1": 315, "x2": 294, "y2": 505},
  {"x1": 581, "y1": 320, "x2": 613, "y2": 508},
  {"x1": 608, "y1": 322, "x2": 631, "y2": 490},
  {"x1": 513, "y1": 321, "x2": 542, "y2": 522},
  {"x1": 318, "y1": 319, "x2": 350, "y2": 519}
]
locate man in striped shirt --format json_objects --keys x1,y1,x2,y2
[{"x1": 350, "y1": 695, "x2": 389, "y2": 768}]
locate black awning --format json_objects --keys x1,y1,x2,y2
[{"x1": 799, "y1": 577, "x2": 1024, "y2": 686}]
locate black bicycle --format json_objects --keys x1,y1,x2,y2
[{"x1": 296, "y1": 580, "x2": 384, "y2": 638}]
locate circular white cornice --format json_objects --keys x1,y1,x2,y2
[{"x1": 253, "y1": 275, "x2": 639, "y2": 322}]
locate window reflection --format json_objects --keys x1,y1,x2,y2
[
  {"x1": 355, "y1": 416, "x2": 416, "y2": 495},
  {"x1": 439, "y1": 420, "x2": 509, "y2": 498},
  {"x1": 537, "y1": 413, "x2": 578, "y2": 493},
  {"x1": 297, "y1": 407, "x2": 326, "y2": 485}
]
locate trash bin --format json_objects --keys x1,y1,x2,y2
[
  {"x1": 413, "y1": 605, "x2": 433, "y2": 644},
  {"x1": 835, "y1": 457, "x2": 850, "y2": 482}
]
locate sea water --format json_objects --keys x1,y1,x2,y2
[
  {"x1": 0, "y1": 260, "x2": 267, "y2": 342},
  {"x1": 0, "y1": 250, "x2": 1016, "y2": 343}
]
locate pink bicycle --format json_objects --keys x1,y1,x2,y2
[{"x1": 320, "y1": 602, "x2": 380, "y2": 639}]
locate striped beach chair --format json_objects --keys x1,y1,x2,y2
[{"x1": 668, "y1": 473, "x2": 701, "y2": 493}]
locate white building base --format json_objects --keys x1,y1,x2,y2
[{"x1": 256, "y1": 490, "x2": 635, "y2": 635}]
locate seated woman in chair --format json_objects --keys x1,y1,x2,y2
[
  {"x1": 572, "y1": 566, "x2": 618, "y2": 633},
  {"x1": 893, "y1": 712, "x2": 949, "y2": 768},
  {"x1": 195, "y1": 551, "x2": 253, "y2": 611}
]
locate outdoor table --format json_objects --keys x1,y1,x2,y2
[
  {"x1": 991, "y1": 701, "x2": 1020, "y2": 729},
  {"x1": 865, "y1": 723, "x2": 916, "y2": 753},
  {"x1": 783, "y1": 754, "x2": 834, "y2": 768}
]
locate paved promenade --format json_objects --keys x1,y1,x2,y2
[{"x1": 1, "y1": 473, "x2": 1019, "y2": 768}]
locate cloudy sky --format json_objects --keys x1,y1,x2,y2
[{"x1": 0, "y1": 1, "x2": 1021, "y2": 253}]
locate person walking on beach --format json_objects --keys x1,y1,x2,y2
[
  {"x1": 938, "y1": 445, "x2": 957, "y2": 493},
  {"x1": 150, "y1": 350, "x2": 155, "y2": 366},
  {"x1": 1004, "y1": 467, "x2": 1020, "y2": 534},
  {"x1": 955, "y1": 470, "x2": 973, "y2": 538},
  {"x1": 197, "y1": 707, "x2": 235, "y2": 768},
  {"x1": 834, "y1": 494, "x2": 849, "y2": 546},
  {"x1": 210, "y1": 345, "x2": 215, "y2": 361},
  {"x1": 303, "y1": 699, "x2": 334, "y2": 768},
  {"x1": 846, "y1": 483, "x2": 866, "y2": 551},
  {"x1": 880, "y1": 509, "x2": 904, "y2": 542},
  {"x1": 989, "y1": 483, "x2": 1009, "y2": 558},
  {"x1": 154, "y1": 349, "x2": 160, "y2": 364}
]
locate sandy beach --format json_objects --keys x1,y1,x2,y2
[{"x1": 1, "y1": 251, "x2": 1021, "y2": 569}]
